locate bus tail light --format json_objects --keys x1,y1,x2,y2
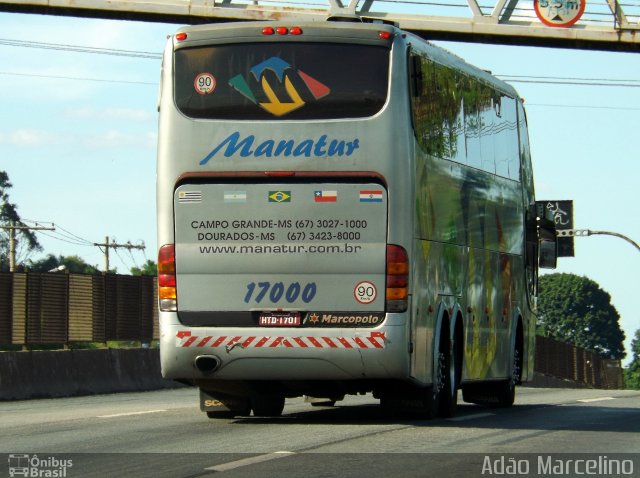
[
  {"x1": 158, "y1": 244, "x2": 177, "y2": 312},
  {"x1": 386, "y1": 244, "x2": 408, "y2": 313},
  {"x1": 262, "y1": 26, "x2": 303, "y2": 35}
]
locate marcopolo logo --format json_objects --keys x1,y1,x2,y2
[
  {"x1": 8, "y1": 454, "x2": 73, "y2": 477},
  {"x1": 306, "y1": 313, "x2": 385, "y2": 327},
  {"x1": 229, "y1": 56, "x2": 330, "y2": 117}
]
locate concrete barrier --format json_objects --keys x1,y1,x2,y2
[
  {"x1": 0, "y1": 350, "x2": 592, "y2": 401},
  {"x1": 0, "y1": 348, "x2": 183, "y2": 401},
  {"x1": 527, "y1": 372, "x2": 589, "y2": 389}
]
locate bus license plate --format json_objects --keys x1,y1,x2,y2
[{"x1": 259, "y1": 313, "x2": 301, "y2": 327}]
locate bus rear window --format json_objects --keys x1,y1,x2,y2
[{"x1": 174, "y1": 43, "x2": 390, "y2": 120}]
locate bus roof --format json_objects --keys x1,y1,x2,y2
[
  {"x1": 171, "y1": 20, "x2": 520, "y2": 100},
  {"x1": 173, "y1": 20, "x2": 395, "y2": 47}
]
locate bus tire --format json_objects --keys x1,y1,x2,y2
[
  {"x1": 423, "y1": 312, "x2": 459, "y2": 418},
  {"x1": 251, "y1": 395, "x2": 285, "y2": 417},
  {"x1": 463, "y1": 350, "x2": 519, "y2": 408},
  {"x1": 436, "y1": 334, "x2": 459, "y2": 418},
  {"x1": 413, "y1": 348, "x2": 453, "y2": 418},
  {"x1": 494, "y1": 346, "x2": 520, "y2": 408}
]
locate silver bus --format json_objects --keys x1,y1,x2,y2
[{"x1": 157, "y1": 20, "x2": 557, "y2": 418}]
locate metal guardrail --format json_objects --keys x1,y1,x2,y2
[{"x1": 535, "y1": 335, "x2": 624, "y2": 390}]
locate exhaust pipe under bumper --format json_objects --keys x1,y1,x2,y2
[{"x1": 194, "y1": 355, "x2": 221, "y2": 374}]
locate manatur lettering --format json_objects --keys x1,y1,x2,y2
[{"x1": 200, "y1": 132, "x2": 360, "y2": 164}]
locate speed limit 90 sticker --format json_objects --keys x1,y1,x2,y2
[
  {"x1": 194, "y1": 73, "x2": 216, "y2": 95},
  {"x1": 354, "y1": 281, "x2": 377, "y2": 304}
]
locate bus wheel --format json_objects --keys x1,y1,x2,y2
[
  {"x1": 494, "y1": 347, "x2": 520, "y2": 408},
  {"x1": 436, "y1": 335, "x2": 459, "y2": 418},
  {"x1": 413, "y1": 346, "x2": 452, "y2": 418},
  {"x1": 251, "y1": 395, "x2": 285, "y2": 417},
  {"x1": 415, "y1": 350, "x2": 448, "y2": 419}
]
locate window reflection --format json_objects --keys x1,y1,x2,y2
[{"x1": 411, "y1": 52, "x2": 520, "y2": 181}]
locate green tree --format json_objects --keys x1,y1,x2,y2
[
  {"x1": 27, "y1": 254, "x2": 100, "y2": 274},
  {"x1": 537, "y1": 273, "x2": 625, "y2": 360},
  {"x1": 0, "y1": 171, "x2": 41, "y2": 270},
  {"x1": 624, "y1": 329, "x2": 640, "y2": 390},
  {"x1": 131, "y1": 260, "x2": 157, "y2": 276}
]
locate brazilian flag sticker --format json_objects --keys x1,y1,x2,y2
[{"x1": 268, "y1": 191, "x2": 291, "y2": 203}]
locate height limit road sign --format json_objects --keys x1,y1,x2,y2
[{"x1": 534, "y1": 0, "x2": 586, "y2": 27}]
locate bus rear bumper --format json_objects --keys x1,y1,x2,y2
[{"x1": 159, "y1": 311, "x2": 409, "y2": 382}]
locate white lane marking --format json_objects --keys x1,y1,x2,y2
[
  {"x1": 97, "y1": 409, "x2": 168, "y2": 418},
  {"x1": 205, "y1": 451, "x2": 295, "y2": 472},
  {"x1": 577, "y1": 397, "x2": 616, "y2": 403},
  {"x1": 448, "y1": 412, "x2": 496, "y2": 422}
]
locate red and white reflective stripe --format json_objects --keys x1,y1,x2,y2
[{"x1": 176, "y1": 331, "x2": 386, "y2": 349}]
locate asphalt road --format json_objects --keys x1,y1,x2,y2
[{"x1": 1, "y1": 387, "x2": 639, "y2": 478}]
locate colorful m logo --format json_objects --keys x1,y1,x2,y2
[{"x1": 229, "y1": 57, "x2": 330, "y2": 117}]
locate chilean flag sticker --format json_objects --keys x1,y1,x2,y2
[
  {"x1": 359, "y1": 190, "x2": 384, "y2": 203},
  {"x1": 314, "y1": 190, "x2": 338, "y2": 202}
]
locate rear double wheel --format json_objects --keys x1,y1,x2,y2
[
  {"x1": 432, "y1": 327, "x2": 459, "y2": 418},
  {"x1": 461, "y1": 343, "x2": 521, "y2": 408},
  {"x1": 381, "y1": 324, "x2": 459, "y2": 419},
  {"x1": 494, "y1": 347, "x2": 520, "y2": 408}
]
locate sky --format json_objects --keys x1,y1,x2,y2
[{"x1": 0, "y1": 10, "x2": 638, "y2": 364}]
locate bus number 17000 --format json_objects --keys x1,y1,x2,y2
[{"x1": 244, "y1": 281, "x2": 317, "y2": 304}]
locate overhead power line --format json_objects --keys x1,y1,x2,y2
[
  {"x1": 0, "y1": 38, "x2": 161, "y2": 59},
  {"x1": 2, "y1": 37, "x2": 640, "y2": 89},
  {"x1": 498, "y1": 74, "x2": 640, "y2": 85},
  {"x1": 0, "y1": 71, "x2": 155, "y2": 86},
  {"x1": 526, "y1": 103, "x2": 640, "y2": 111},
  {"x1": 2, "y1": 69, "x2": 640, "y2": 92},
  {"x1": 0, "y1": 38, "x2": 638, "y2": 113},
  {"x1": 498, "y1": 78, "x2": 640, "y2": 88},
  {"x1": 15, "y1": 221, "x2": 147, "y2": 272},
  {"x1": 36, "y1": 230, "x2": 92, "y2": 247},
  {"x1": 23, "y1": 219, "x2": 94, "y2": 247}
]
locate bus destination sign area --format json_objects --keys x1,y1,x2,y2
[{"x1": 173, "y1": 182, "x2": 388, "y2": 314}]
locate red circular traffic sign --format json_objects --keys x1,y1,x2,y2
[
  {"x1": 534, "y1": 0, "x2": 586, "y2": 28},
  {"x1": 194, "y1": 73, "x2": 216, "y2": 95}
]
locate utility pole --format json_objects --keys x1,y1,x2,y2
[
  {"x1": 93, "y1": 236, "x2": 145, "y2": 272},
  {"x1": 1, "y1": 221, "x2": 56, "y2": 271}
]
